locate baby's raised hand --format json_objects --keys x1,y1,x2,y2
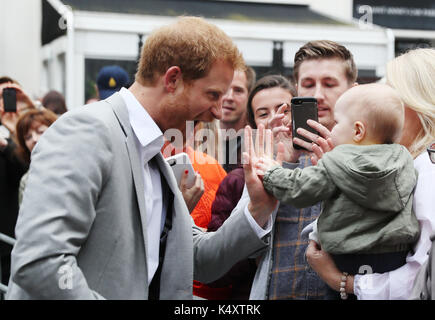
[{"x1": 254, "y1": 156, "x2": 280, "y2": 179}]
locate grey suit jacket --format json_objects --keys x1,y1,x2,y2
[{"x1": 6, "y1": 93, "x2": 269, "y2": 300}]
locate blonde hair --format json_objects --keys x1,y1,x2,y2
[
  {"x1": 341, "y1": 83, "x2": 404, "y2": 144},
  {"x1": 193, "y1": 120, "x2": 221, "y2": 159},
  {"x1": 386, "y1": 48, "x2": 435, "y2": 158},
  {"x1": 360, "y1": 84, "x2": 404, "y2": 144},
  {"x1": 136, "y1": 16, "x2": 244, "y2": 85}
]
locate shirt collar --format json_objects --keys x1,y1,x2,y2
[{"x1": 119, "y1": 87, "x2": 164, "y2": 161}]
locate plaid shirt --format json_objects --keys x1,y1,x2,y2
[{"x1": 267, "y1": 154, "x2": 331, "y2": 300}]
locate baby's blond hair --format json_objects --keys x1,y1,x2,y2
[{"x1": 339, "y1": 83, "x2": 404, "y2": 144}]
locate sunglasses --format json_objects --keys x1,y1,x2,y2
[{"x1": 428, "y1": 142, "x2": 435, "y2": 164}]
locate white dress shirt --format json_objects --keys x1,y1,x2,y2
[
  {"x1": 119, "y1": 87, "x2": 273, "y2": 285},
  {"x1": 120, "y1": 88, "x2": 165, "y2": 285},
  {"x1": 354, "y1": 151, "x2": 435, "y2": 299}
]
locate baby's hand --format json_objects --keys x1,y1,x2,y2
[{"x1": 254, "y1": 157, "x2": 280, "y2": 179}]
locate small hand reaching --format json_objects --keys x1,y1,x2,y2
[{"x1": 254, "y1": 156, "x2": 280, "y2": 178}]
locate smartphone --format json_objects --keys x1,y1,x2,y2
[
  {"x1": 3, "y1": 88, "x2": 17, "y2": 113},
  {"x1": 291, "y1": 97, "x2": 319, "y2": 150},
  {"x1": 165, "y1": 152, "x2": 196, "y2": 189}
]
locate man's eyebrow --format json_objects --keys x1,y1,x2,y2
[
  {"x1": 208, "y1": 88, "x2": 224, "y2": 95},
  {"x1": 322, "y1": 76, "x2": 339, "y2": 81},
  {"x1": 300, "y1": 77, "x2": 314, "y2": 82}
]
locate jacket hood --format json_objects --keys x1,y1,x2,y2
[{"x1": 321, "y1": 144, "x2": 416, "y2": 212}]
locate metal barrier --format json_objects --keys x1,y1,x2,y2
[{"x1": 0, "y1": 232, "x2": 16, "y2": 298}]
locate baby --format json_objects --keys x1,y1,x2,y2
[{"x1": 255, "y1": 83, "x2": 419, "y2": 296}]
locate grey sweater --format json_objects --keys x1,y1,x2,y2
[{"x1": 263, "y1": 144, "x2": 420, "y2": 255}]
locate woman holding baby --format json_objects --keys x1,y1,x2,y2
[{"x1": 304, "y1": 48, "x2": 435, "y2": 299}]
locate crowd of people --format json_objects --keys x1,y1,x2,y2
[{"x1": 0, "y1": 16, "x2": 434, "y2": 300}]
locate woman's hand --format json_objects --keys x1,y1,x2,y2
[
  {"x1": 254, "y1": 156, "x2": 280, "y2": 178},
  {"x1": 0, "y1": 83, "x2": 36, "y2": 135},
  {"x1": 2, "y1": 83, "x2": 35, "y2": 112},
  {"x1": 267, "y1": 103, "x2": 302, "y2": 163},
  {"x1": 306, "y1": 240, "x2": 354, "y2": 294},
  {"x1": 0, "y1": 136, "x2": 8, "y2": 149},
  {"x1": 0, "y1": 111, "x2": 19, "y2": 135},
  {"x1": 180, "y1": 170, "x2": 204, "y2": 213}
]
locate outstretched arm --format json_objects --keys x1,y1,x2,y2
[{"x1": 306, "y1": 241, "x2": 354, "y2": 295}]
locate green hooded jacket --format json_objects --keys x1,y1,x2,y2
[{"x1": 263, "y1": 144, "x2": 420, "y2": 255}]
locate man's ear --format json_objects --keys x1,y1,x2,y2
[
  {"x1": 353, "y1": 121, "x2": 366, "y2": 143},
  {"x1": 164, "y1": 66, "x2": 182, "y2": 93}
]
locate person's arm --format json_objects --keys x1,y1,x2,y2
[
  {"x1": 306, "y1": 240, "x2": 354, "y2": 295},
  {"x1": 206, "y1": 169, "x2": 255, "y2": 288},
  {"x1": 0, "y1": 83, "x2": 36, "y2": 135},
  {"x1": 261, "y1": 160, "x2": 337, "y2": 208},
  {"x1": 9, "y1": 109, "x2": 113, "y2": 299},
  {"x1": 192, "y1": 186, "x2": 273, "y2": 283},
  {"x1": 0, "y1": 137, "x2": 28, "y2": 179}
]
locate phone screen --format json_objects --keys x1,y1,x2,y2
[
  {"x1": 291, "y1": 97, "x2": 319, "y2": 150},
  {"x1": 3, "y1": 88, "x2": 17, "y2": 113}
]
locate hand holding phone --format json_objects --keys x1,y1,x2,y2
[
  {"x1": 2, "y1": 88, "x2": 17, "y2": 113},
  {"x1": 165, "y1": 152, "x2": 196, "y2": 188},
  {"x1": 291, "y1": 97, "x2": 319, "y2": 151}
]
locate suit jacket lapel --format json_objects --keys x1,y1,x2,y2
[
  {"x1": 154, "y1": 153, "x2": 181, "y2": 197},
  {"x1": 154, "y1": 152, "x2": 194, "y2": 299},
  {"x1": 106, "y1": 93, "x2": 149, "y2": 270},
  {"x1": 107, "y1": 94, "x2": 193, "y2": 298}
]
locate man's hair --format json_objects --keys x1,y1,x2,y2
[
  {"x1": 244, "y1": 66, "x2": 256, "y2": 93},
  {"x1": 247, "y1": 74, "x2": 295, "y2": 128},
  {"x1": 386, "y1": 48, "x2": 435, "y2": 158},
  {"x1": 135, "y1": 16, "x2": 244, "y2": 85},
  {"x1": 42, "y1": 90, "x2": 67, "y2": 115},
  {"x1": 293, "y1": 40, "x2": 357, "y2": 84},
  {"x1": 15, "y1": 108, "x2": 58, "y2": 164}
]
